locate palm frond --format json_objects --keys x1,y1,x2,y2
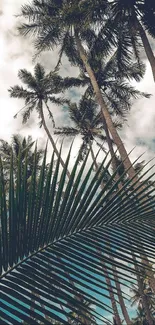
[
  {"x1": 48, "y1": 96, "x2": 70, "y2": 106},
  {"x1": 54, "y1": 127, "x2": 79, "y2": 136},
  {"x1": 8, "y1": 85, "x2": 34, "y2": 100},
  {"x1": 1, "y1": 145, "x2": 155, "y2": 323},
  {"x1": 34, "y1": 63, "x2": 45, "y2": 81},
  {"x1": 18, "y1": 69, "x2": 38, "y2": 90},
  {"x1": 22, "y1": 100, "x2": 37, "y2": 124}
]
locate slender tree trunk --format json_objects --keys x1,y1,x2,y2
[
  {"x1": 100, "y1": 257, "x2": 122, "y2": 325},
  {"x1": 75, "y1": 32, "x2": 139, "y2": 185},
  {"x1": 112, "y1": 265, "x2": 132, "y2": 325},
  {"x1": 89, "y1": 141, "x2": 99, "y2": 171},
  {"x1": 136, "y1": 19, "x2": 155, "y2": 82},
  {"x1": 99, "y1": 119, "x2": 121, "y2": 180},
  {"x1": 39, "y1": 101, "x2": 71, "y2": 178}
]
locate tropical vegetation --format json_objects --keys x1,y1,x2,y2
[{"x1": 0, "y1": 0, "x2": 155, "y2": 324}]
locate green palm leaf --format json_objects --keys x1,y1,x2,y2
[{"x1": 0, "y1": 145, "x2": 155, "y2": 324}]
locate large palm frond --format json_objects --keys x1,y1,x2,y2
[{"x1": 1, "y1": 144, "x2": 155, "y2": 324}]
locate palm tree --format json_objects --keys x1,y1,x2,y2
[
  {"x1": 60, "y1": 45, "x2": 148, "y2": 176},
  {"x1": 0, "y1": 134, "x2": 43, "y2": 186},
  {"x1": 107, "y1": 0, "x2": 155, "y2": 81},
  {"x1": 130, "y1": 283, "x2": 154, "y2": 324},
  {"x1": 8, "y1": 63, "x2": 70, "y2": 176},
  {"x1": 54, "y1": 96, "x2": 108, "y2": 162},
  {"x1": 130, "y1": 263, "x2": 155, "y2": 325},
  {"x1": 68, "y1": 296, "x2": 97, "y2": 324},
  {"x1": 1, "y1": 144, "x2": 155, "y2": 323},
  {"x1": 18, "y1": 0, "x2": 146, "y2": 185}
]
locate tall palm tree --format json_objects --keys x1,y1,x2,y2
[
  {"x1": 55, "y1": 91, "x2": 126, "y2": 324},
  {"x1": 107, "y1": 0, "x2": 155, "y2": 81},
  {"x1": 1, "y1": 145, "x2": 155, "y2": 323},
  {"x1": 130, "y1": 283, "x2": 155, "y2": 325},
  {"x1": 60, "y1": 45, "x2": 148, "y2": 175},
  {"x1": 8, "y1": 63, "x2": 70, "y2": 176},
  {"x1": 130, "y1": 251, "x2": 155, "y2": 325},
  {"x1": 18, "y1": 0, "x2": 145, "y2": 185}
]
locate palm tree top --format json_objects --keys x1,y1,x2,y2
[{"x1": 8, "y1": 63, "x2": 68, "y2": 125}]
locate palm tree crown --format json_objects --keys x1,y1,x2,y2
[
  {"x1": 0, "y1": 134, "x2": 43, "y2": 183},
  {"x1": 9, "y1": 63, "x2": 66, "y2": 127},
  {"x1": 108, "y1": 0, "x2": 155, "y2": 80},
  {"x1": 9, "y1": 63, "x2": 71, "y2": 175},
  {"x1": 55, "y1": 96, "x2": 108, "y2": 161}
]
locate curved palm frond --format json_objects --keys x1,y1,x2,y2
[
  {"x1": 0, "y1": 144, "x2": 155, "y2": 324},
  {"x1": 18, "y1": 69, "x2": 38, "y2": 90},
  {"x1": 34, "y1": 62, "x2": 45, "y2": 81}
]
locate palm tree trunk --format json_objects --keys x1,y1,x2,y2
[
  {"x1": 89, "y1": 141, "x2": 99, "y2": 171},
  {"x1": 136, "y1": 19, "x2": 155, "y2": 82},
  {"x1": 112, "y1": 265, "x2": 132, "y2": 324},
  {"x1": 100, "y1": 258, "x2": 122, "y2": 325},
  {"x1": 75, "y1": 32, "x2": 138, "y2": 185},
  {"x1": 39, "y1": 101, "x2": 71, "y2": 178},
  {"x1": 98, "y1": 120, "x2": 120, "y2": 178}
]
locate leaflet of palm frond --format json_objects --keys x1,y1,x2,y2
[
  {"x1": 62, "y1": 76, "x2": 88, "y2": 90},
  {"x1": 1, "y1": 145, "x2": 155, "y2": 323},
  {"x1": 54, "y1": 127, "x2": 79, "y2": 137}
]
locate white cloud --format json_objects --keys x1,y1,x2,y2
[{"x1": 122, "y1": 60, "x2": 155, "y2": 165}]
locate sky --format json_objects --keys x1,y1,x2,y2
[{"x1": 0, "y1": 0, "x2": 155, "y2": 323}]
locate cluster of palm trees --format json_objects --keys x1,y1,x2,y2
[{"x1": 1, "y1": 0, "x2": 155, "y2": 324}]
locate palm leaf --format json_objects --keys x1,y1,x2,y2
[{"x1": 1, "y1": 145, "x2": 155, "y2": 324}]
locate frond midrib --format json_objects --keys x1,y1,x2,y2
[{"x1": 1, "y1": 217, "x2": 154, "y2": 280}]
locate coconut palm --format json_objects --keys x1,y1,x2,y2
[
  {"x1": 8, "y1": 63, "x2": 70, "y2": 175},
  {"x1": 0, "y1": 134, "x2": 43, "y2": 185},
  {"x1": 130, "y1": 276, "x2": 155, "y2": 324},
  {"x1": 59, "y1": 44, "x2": 149, "y2": 175},
  {"x1": 54, "y1": 96, "x2": 108, "y2": 162},
  {"x1": 107, "y1": 0, "x2": 155, "y2": 81},
  {"x1": 18, "y1": 0, "x2": 144, "y2": 185},
  {"x1": 77, "y1": 49, "x2": 149, "y2": 119},
  {"x1": 1, "y1": 144, "x2": 155, "y2": 323},
  {"x1": 68, "y1": 296, "x2": 97, "y2": 324}
]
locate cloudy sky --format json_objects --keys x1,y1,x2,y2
[
  {"x1": 1, "y1": 0, "x2": 155, "y2": 169},
  {"x1": 0, "y1": 0, "x2": 82, "y2": 163}
]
